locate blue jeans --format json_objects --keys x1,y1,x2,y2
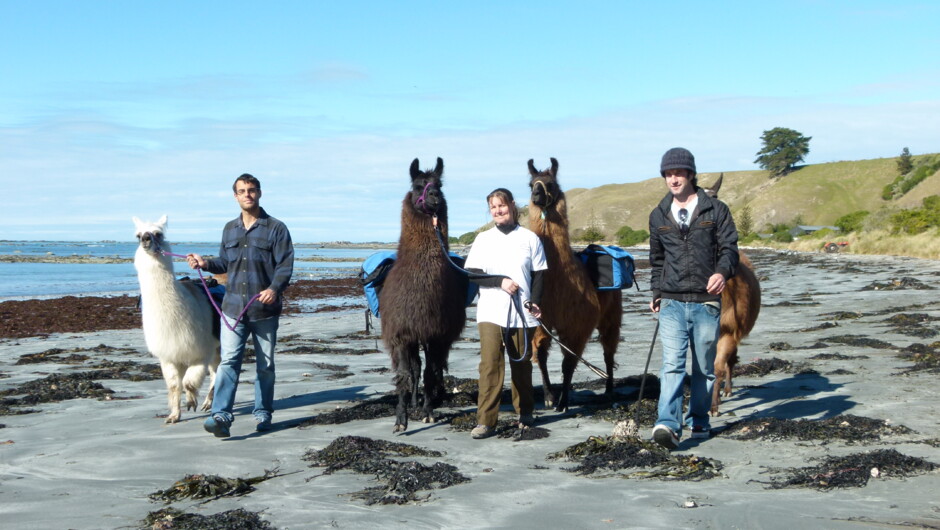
[
  {"x1": 212, "y1": 316, "x2": 279, "y2": 424},
  {"x1": 656, "y1": 299, "x2": 719, "y2": 437}
]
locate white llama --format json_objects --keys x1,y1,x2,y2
[{"x1": 133, "y1": 216, "x2": 220, "y2": 424}]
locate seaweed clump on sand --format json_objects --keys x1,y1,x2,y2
[
  {"x1": 759, "y1": 449, "x2": 937, "y2": 490},
  {"x1": 861, "y1": 277, "x2": 933, "y2": 291},
  {"x1": 298, "y1": 375, "x2": 479, "y2": 427},
  {"x1": 0, "y1": 372, "x2": 114, "y2": 415},
  {"x1": 587, "y1": 398, "x2": 659, "y2": 428},
  {"x1": 549, "y1": 436, "x2": 722, "y2": 481},
  {"x1": 723, "y1": 415, "x2": 912, "y2": 444},
  {"x1": 823, "y1": 335, "x2": 896, "y2": 350},
  {"x1": 149, "y1": 469, "x2": 281, "y2": 503},
  {"x1": 448, "y1": 412, "x2": 550, "y2": 440},
  {"x1": 303, "y1": 435, "x2": 469, "y2": 505},
  {"x1": 732, "y1": 357, "x2": 815, "y2": 377},
  {"x1": 141, "y1": 507, "x2": 272, "y2": 529},
  {"x1": 897, "y1": 343, "x2": 940, "y2": 373}
]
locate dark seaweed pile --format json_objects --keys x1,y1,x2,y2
[
  {"x1": 861, "y1": 277, "x2": 933, "y2": 291},
  {"x1": 823, "y1": 335, "x2": 896, "y2": 350},
  {"x1": 149, "y1": 470, "x2": 280, "y2": 503},
  {"x1": 303, "y1": 435, "x2": 468, "y2": 505},
  {"x1": 732, "y1": 357, "x2": 815, "y2": 377},
  {"x1": 142, "y1": 507, "x2": 273, "y2": 530},
  {"x1": 549, "y1": 435, "x2": 723, "y2": 481},
  {"x1": 897, "y1": 342, "x2": 940, "y2": 373},
  {"x1": 761, "y1": 449, "x2": 937, "y2": 490},
  {"x1": 722, "y1": 414, "x2": 913, "y2": 444},
  {"x1": 299, "y1": 375, "x2": 479, "y2": 427}
]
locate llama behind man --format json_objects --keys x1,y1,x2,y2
[
  {"x1": 133, "y1": 216, "x2": 220, "y2": 423},
  {"x1": 701, "y1": 175, "x2": 762, "y2": 415}
]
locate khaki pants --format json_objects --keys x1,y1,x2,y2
[{"x1": 476, "y1": 322, "x2": 535, "y2": 427}]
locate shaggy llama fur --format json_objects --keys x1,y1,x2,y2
[
  {"x1": 133, "y1": 216, "x2": 220, "y2": 424},
  {"x1": 379, "y1": 158, "x2": 466, "y2": 432}
]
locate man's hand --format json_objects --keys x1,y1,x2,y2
[
  {"x1": 186, "y1": 253, "x2": 206, "y2": 270},
  {"x1": 258, "y1": 288, "x2": 277, "y2": 305},
  {"x1": 706, "y1": 273, "x2": 726, "y2": 295},
  {"x1": 649, "y1": 298, "x2": 662, "y2": 313}
]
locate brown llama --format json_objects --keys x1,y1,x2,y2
[
  {"x1": 379, "y1": 157, "x2": 467, "y2": 432},
  {"x1": 528, "y1": 158, "x2": 623, "y2": 412},
  {"x1": 702, "y1": 174, "x2": 762, "y2": 415}
]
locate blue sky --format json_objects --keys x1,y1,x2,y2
[{"x1": 2, "y1": 1, "x2": 938, "y2": 242}]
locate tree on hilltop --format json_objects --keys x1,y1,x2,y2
[
  {"x1": 754, "y1": 127, "x2": 812, "y2": 177},
  {"x1": 897, "y1": 147, "x2": 913, "y2": 176}
]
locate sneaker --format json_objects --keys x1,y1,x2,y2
[
  {"x1": 518, "y1": 414, "x2": 535, "y2": 428},
  {"x1": 471, "y1": 424, "x2": 494, "y2": 439},
  {"x1": 255, "y1": 416, "x2": 273, "y2": 432},
  {"x1": 652, "y1": 424, "x2": 679, "y2": 450},
  {"x1": 203, "y1": 415, "x2": 230, "y2": 438},
  {"x1": 690, "y1": 425, "x2": 710, "y2": 439}
]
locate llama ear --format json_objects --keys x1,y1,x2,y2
[
  {"x1": 434, "y1": 157, "x2": 444, "y2": 177},
  {"x1": 527, "y1": 159, "x2": 537, "y2": 177},
  {"x1": 710, "y1": 174, "x2": 723, "y2": 195},
  {"x1": 550, "y1": 157, "x2": 559, "y2": 176},
  {"x1": 132, "y1": 216, "x2": 142, "y2": 230},
  {"x1": 157, "y1": 215, "x2": 168, "y2": 229},
  {"x1": 410, "y1": 158, "x2": 420, "y2": 180}
]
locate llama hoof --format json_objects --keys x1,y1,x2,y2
[
  {"x1": 186, "y1": 402, "x2": 196, "y2": 412},
  {"x1": 393, "y1": 424, "x2": 407, "y2": 434},
  {"x1": 200, "y1": 402, "x2": 212, "y2": 412},
  {"x1": 164, "y1": 414, "x2": 180, "y2": 424}
]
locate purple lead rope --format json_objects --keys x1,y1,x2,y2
[{"x1": 162, "y1": 251, "x2": 261, "y2": 332}]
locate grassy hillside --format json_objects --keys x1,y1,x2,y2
[{"x1": 561, "y1": 154, "x2": 940, "y2": 236}]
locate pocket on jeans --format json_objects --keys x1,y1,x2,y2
[{"x1": 702, "y1": 303, "x2": 720, "y2": 317}]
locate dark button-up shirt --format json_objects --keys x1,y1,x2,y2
[{"x1": 204, "y1": 208, "x2": 294, "y2": 321}]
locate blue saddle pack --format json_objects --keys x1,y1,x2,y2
[
  {"x1": 576, "y1": 244, "x2": 636, "y2": 291},
  {"x1": 359, "y1": 250, "x2": 479, "y2": 317}
]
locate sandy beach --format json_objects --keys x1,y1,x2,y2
[{"x1": 1, "y1": 249, "x2": 939, "y2": 529}]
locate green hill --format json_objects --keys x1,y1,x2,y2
[{"x1": 559, "y1": 153, "x2": 940, "y2": 237}]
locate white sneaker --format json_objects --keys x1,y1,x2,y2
[{"x1": 652, "y1": 424, "x2": 679, "y2": 450}]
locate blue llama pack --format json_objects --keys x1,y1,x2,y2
[
  {"x1": 359, "y1": 251, "x2": 478, "y2": 317},
  {"x1": 576, "y1": 244, "x2": 636, "y2": 291}
]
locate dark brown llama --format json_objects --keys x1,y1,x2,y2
[
  {"x1": 528, "y1": 158, "x2": 623, "y2": 412},
  {"x1": 702, "y1": 174, "x2": 762, "y2": 415},
  {"x1": 379, "y1": 157, "x2": 467, "y2": 432}
]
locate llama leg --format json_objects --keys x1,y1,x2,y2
[
  {"x1": 393, "y1": 343, "x2": 420, "y2": 433},
  {"x1": 201, "y1": 349, "x2": 220, "y2": 412},
  {"x1": 182, "y1": 363, "x2": 208, "y2": 412},
  {"x1": 711, "y1": 336, "x2": 737, "y2": 416},
  {"x1": 533, "y1": 327, "x2": 555, "y2": 408},
  {"x1": 555, "y1": 334, "x2": 588, "y2": 413},
  {"x1": 160, "y1": 361, "x2": 183, "y2": 424},
  {"x1": 597, "y1": 295, "x2": 622, "y2": 395},
  {"x1": 421, "y1": 346, "x2": 440, "y2": 424}
]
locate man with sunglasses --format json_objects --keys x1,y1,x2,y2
[
  {"x1": 187, "y1": 173, "x2": 294, "y2": 438},
  {"x1": 647, "y1": 148, "x2": 739, "y2": 450}
]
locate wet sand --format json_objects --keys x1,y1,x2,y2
[{"x1": 1, "y1": 250, "x2": 939, "y2": 529}]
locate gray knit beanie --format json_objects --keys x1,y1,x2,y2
[{"x1": 660, "y1": 147, "x2": 696, "y2": 177}]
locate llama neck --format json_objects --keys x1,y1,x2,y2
[
  {"x1": 135, "y1": 248, "x2": 180, "y2": 292},
  {"x1": 397, "y1": 197, "x2": 448, "y2": 261},
  {"x1": 530, "y1": 197, "x2": 577, "y2": 267}
]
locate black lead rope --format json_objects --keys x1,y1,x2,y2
[{"x1": 433, "y1": 220, "x2": 532, "y2": 363}]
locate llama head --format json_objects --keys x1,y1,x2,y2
[
  {"x1": 408, "y1": 157, "x2": 445, "y2": 216},
  {"x1": 133, "y1": 215, "x2": 169, "y2": 256},
  {"x1": 528, "y1": 157, "x2": 561, "y2": 209},
  {"x1": 701, "y1": 173, "x2": 723, "y2": 199}
]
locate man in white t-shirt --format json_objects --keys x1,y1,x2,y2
[{"x1": 464, "y1": 188, "x2": 547, "y2": 439}]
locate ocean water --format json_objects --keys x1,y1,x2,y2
[{"x1": 0, "y1": 241, "x2": 376, "y2": 300}]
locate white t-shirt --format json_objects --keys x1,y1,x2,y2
[
  {"x1": 464, "y1": 224, "x2": 548, "y2": 328},
  {"x1": 671, "y1": 195, "x2": 698, "y2": 227}
]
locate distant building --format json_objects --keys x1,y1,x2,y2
[{"x1": 789, "y1": 225, "x2": 840, "y2": 238}]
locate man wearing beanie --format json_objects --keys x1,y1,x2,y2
[{"x1": 647, "y1": 147, "x2": 739, "y2": 450}]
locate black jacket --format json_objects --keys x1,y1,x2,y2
[{"x1": 648, "y1": 188, "x2": 739, "y2": 304}]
